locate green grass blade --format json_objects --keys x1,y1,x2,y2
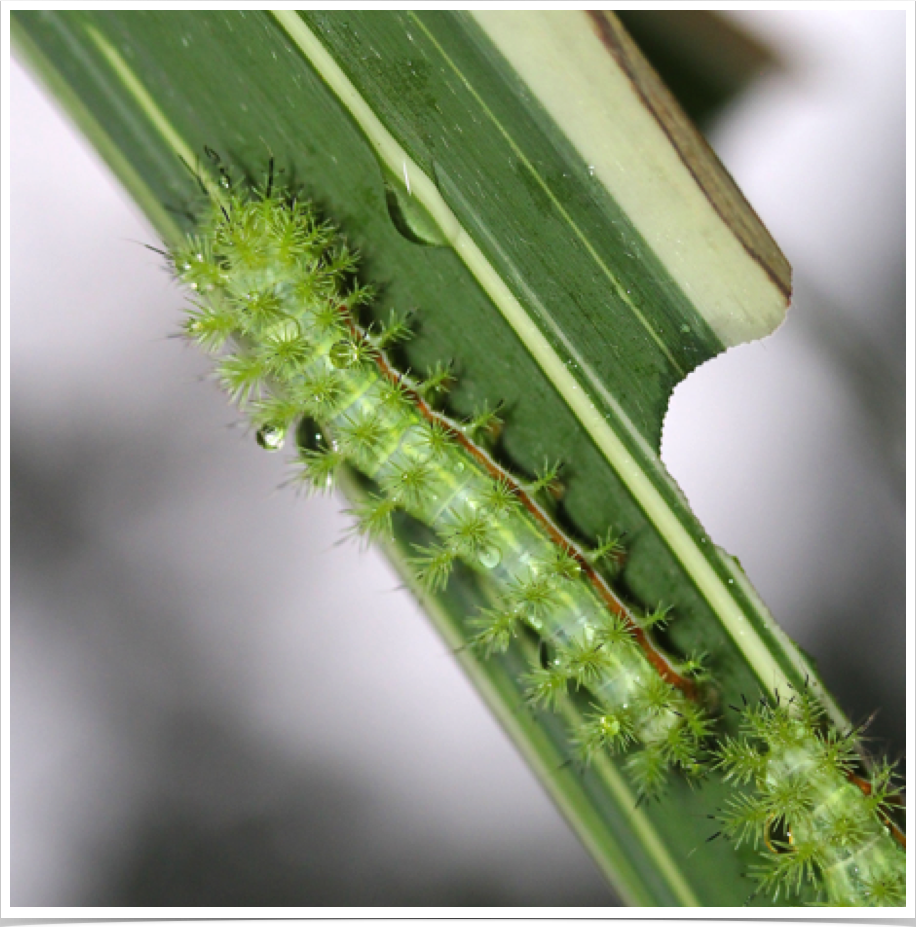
[{"x1": 13, "y1": 10, "x2": 884, "y2": 907}]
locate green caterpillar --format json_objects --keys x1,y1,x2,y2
[{"x1": 170, "y1": 169, "x2": 905, "y2": 906}]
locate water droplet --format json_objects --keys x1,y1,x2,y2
[
  {"x1": 384, "y1": 178, "x2": 449, "y2": 247},
  {"x1": 296, "y1": 417, "x2": 327, "y2": 453},
  {"x1": 601, "y1": 715, "x2": 621, "y2": 737},
  {"x1": 538, "y1": 639, "x2": 552, "y2": 669},
  {"x1": 587, "y1": 165, "x2": 596, "y2": 176},
  {"x1": 680, "y1": 323, "x2": 691, "y2": 334},
  {"x1": 478, "y1": 545, "x2": 501, "y2": 569},
  {"x1": 329, "y1": 341, "x2": 354, "y2": 368},
  {"x1": 256, "y1": 424, "x2": 285, "y2": 451}
]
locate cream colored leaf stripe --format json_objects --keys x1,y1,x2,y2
[{"x1": 472, "y1": 11, "x2": 786, "y2": 349}]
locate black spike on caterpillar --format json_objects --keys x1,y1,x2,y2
[{"x1": 170, "y1": 168, "x2": 905, "y2": 906}]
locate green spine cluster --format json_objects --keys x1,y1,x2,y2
[
  {"x1": 171, "y1": 176, "x2": 905, "y2": 906},
  {"x1": 715, "y1": 691, "x2": 905, "y2": 905}
]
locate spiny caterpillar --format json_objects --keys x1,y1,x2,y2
[{"x1": 170, "y1": 166, "x2": 905, "y2": 906}]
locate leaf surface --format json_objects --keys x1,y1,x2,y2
[{"x1": 13, "y1": 10, "x2": 842, "y2": 906}]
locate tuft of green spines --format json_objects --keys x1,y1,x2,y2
[{"x1": 714, "y1": 690, "x2": 906, "y2": 906}]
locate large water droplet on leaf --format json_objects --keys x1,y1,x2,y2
[
  {"x1": 256, "y1": 424, "x2": 285, "y2": 451},
  {"x1": 383, "y1": 167, "x2": 450, "y2": 247},
  {"x1": 296, "y1": 416, "x2": 328, "y2": 453}
]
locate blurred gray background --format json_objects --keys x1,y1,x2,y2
[{"x1": 11, "y1": 11, "x2": 906, "y2": 908}]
